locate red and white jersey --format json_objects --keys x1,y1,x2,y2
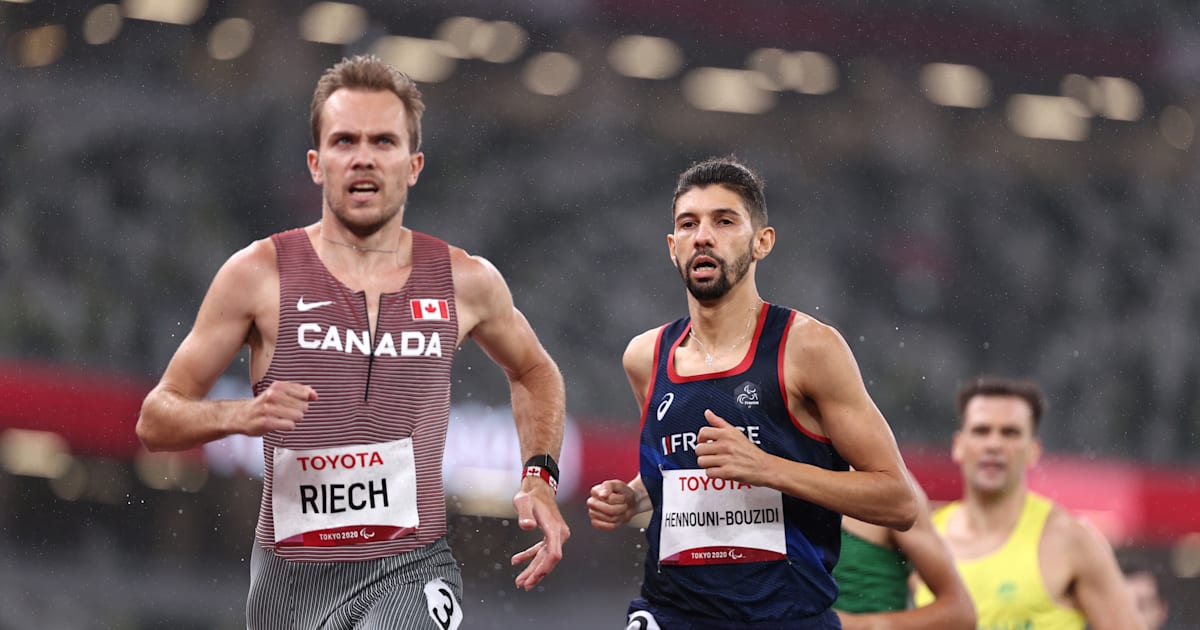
[{"x1": 253, "y1": 227, "x2": 457, "y2": 562}]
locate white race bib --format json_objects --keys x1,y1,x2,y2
[
  {"x1": 659, "y1": 468, "x2": 786, "y2": 565},
  {"x1": 272, "y1": 438, "x2": 419, "y2": 547}
]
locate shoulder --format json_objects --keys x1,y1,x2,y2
[
  {"x1": 1044, "y1": 501, "x2": 1103, "y2": 543},
  {"x1": 215, "y1": 236, "x2": 278, "y2": 285},
  {"x1": 623, "y1": 326, "x2": 664, "y2": 370},
  {"x1": 448, "y1": 244, "x2": 502, "y2": 284},
  {"x1": 780, "y1": 309, "x2": 862, "y2": 393},
  {"x1": 782, "y1": 309, "x2": 850, "y2": 357},
  {"x1": 448, "y1": 245, "x2": 510, "y2": 305},
  {"x1": 1042, "y1": 500, "x2": 1114, "y2": 566}
]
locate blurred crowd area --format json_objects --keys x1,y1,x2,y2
[{"x1": 2, "y1": 0, "x2": 1197, "y2": 462}]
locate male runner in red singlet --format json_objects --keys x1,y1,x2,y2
[
  {"x1": 587, "y1": 156, "x2": 918, "y2": 629},
  {"x1": 137, "y1": 55, "x2": 568, "y2": 629}
]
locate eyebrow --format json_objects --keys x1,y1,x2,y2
[
  {"x1": 327, "y1": 129, "x2": 402, "y2": 141},
  {"x1": 674, "y1": 207, "x2": 742, "y2": 222}
]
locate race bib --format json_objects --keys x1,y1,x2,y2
[
  {"x1": 659, "y1": 468, "x2": 786, "y2": 565},
  {"x1": 272, "y1": 438, "x2": 419, "y2": 547}
]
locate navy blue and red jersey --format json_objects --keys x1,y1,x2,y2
[{"x1": 637, "y1": 303, "x2": 848, "y2": 622}]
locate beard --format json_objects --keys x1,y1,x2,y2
[
  {"x1": 324, "y1": 185, "x2": 406, "y2": 238},
  {"x1": 679, "y1": 242, "x2": 753, "y2": 301}
]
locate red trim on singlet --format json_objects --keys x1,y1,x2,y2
[
  {"x1": 777, "y1": 310, "x2": 833, "y2": 444},
  {"x1": 638, "y1": 326, "x2": 667, "y2": 433},
  {"x1": 667, "y1": 303, "x2": 769, "y2": 383}
]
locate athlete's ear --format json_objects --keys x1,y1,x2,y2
[
  {"x1": 950, "y1": 430, "x2": 964, "y2": 465},
  {"x1": 407, "y1": 151, "x2": 424, "y2": 186},
  {"x1": 1028, "y1": 437, "x2": 1043, "y2": 469},
  {"x1": 307, "y1": 149, "x2": 322, "y2": 185},
  {"x1": 667, "y1": 233, "x2": 678, "y2": 269},
  {"x1": 752, "y1": 226, "x2": 775, "y2": 261}
]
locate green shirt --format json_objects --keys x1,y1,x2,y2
[{"x1": 833, "y1": 527, "x2": 912, "y2": 613}]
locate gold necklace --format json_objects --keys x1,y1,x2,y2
[
  {"x1": 688, "y1": 300, "x2": 763, "y2": 367},
  {"x1": 318, "y1": 226, "x2": 400, "y2": 254}
]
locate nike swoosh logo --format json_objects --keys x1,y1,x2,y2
[{"x1": 296, "y1": 297, "x2": 334, "y2": 312}]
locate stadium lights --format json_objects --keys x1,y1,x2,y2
[
  {"x1": 747, "y1": 49, "x2": 839, "y2": 95},
  {"x1": 1159, "y1": 105, "x2": 1194, "y2": 150},
  {"x1": 1006, "y1": 94, "x2": 1090, "y2": 141},
  {"x1": 432, "y1": 16, "x2": 527, "y2": 63},
  {"x1": 1060, "y1": 73, "x2": 1097, "y2": 110},
  {"x1": 746, "y1": 48, "x2": 804, "y2": 91},
  {"x1": 434, "y1": 16, "x2": 483, "y2": 59},
  {"x1": 608, "y1": 35, "x2": 685, "y2": 80},
  {"x1": 1061, "y1": 74, "x2": 1144, "y2": 121},
  {"x1": 793, "y1": 51, "x2": 838, "y2": 95},
  {"x1": 1171, "y1": 532, "x2": 1200, "y2": 579},
  {"x1": 207, "y1": 17, "x2": 254, "y2": 61},
  {"x1": 0, "y1": 428, "x2": 72, "y2": 479},
  {"x1": 919, "y1": 62, "x2": 992, "y2": 108},
  {"x1": 83, "y1": 4, "x2": 123, "y2": 45},
  {"x1": 469, "y1": 20, "x2": 528, "y2": 63},
  {"x1": 135, "y1": 449, "x2": 209, "y2": 492},
  {"x1": 522, "y1": 51, "x2": 583, "y2": 96},
  {"x1": 1094, "y1": 76, "x2": 1143, "y2": 121},
  {"x1": 123, "y1": 0, "x2": 206, "y2": 26},
  {"x1": 372, "y1": 36, "x2": 457, "y2": 83},
  {"x1": 299, "y1": 1, "x2": 367, "y2": 45},
  {"x1": 683, "y1": 67, "x2": 777, "y2": 114},
  {"x1": 15, "y1": 24, "x2": 65, "y2": 67}
]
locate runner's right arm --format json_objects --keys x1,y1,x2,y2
[
  {"x1": 136, "y1": 239, "x2": 314, "y2": 451},
  {"x1": 587, "y1": 329, "x2": 657, "y2": 529}
]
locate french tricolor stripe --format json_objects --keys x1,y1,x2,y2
[
  {"x1": 410, "y1": 299, "x2": 449, "y2": 321},
  {"x1": 661, "y1": 436, "x2": 673, "y2": 455}
]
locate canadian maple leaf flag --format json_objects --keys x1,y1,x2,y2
[{"x1": 410, "y1": 299, "x2": 449, "y2": 321}]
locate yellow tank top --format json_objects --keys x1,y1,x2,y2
[{"x1": 914, "y1": 492, "x2": 1085, "y2": 630}]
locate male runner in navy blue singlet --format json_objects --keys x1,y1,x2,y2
[{"x1": 588, "y1": 157, "x2": 918, "y2": 629}]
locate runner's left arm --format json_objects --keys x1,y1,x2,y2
[
  {"x1": 1066, "y1": 513, "x2": 1146, "y2": 630},
  {"x1": 456, "y1": 250, "x2": 568, "y2": 591}
]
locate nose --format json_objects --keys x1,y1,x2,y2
[
  {"x1": 693, "y1": 219, "x2": 716, "y2": 248},
  {"x1": 981, "y1": 431, "x2": 1004, "y2": 450},
  {"x1": 351, "y1": 143, "x2": 376, "y2": 170}
]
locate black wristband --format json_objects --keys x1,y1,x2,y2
[{"x1": 523, "y1": 454, "x2": 559, "y2": 484}]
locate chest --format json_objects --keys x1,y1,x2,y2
[
  {"x1": 333, "y1": 267, "x2": 414, "y2": 332},
  {"x1": 944, "y1": 516, "x2": 1075, "y2": 605}
]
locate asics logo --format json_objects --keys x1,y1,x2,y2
[
  {"x1": 296, "y1": 297, "x2": 334, "y2": 312},
  {"x1": 656, "y1": 393, "x2": 674, "y2": 421}
]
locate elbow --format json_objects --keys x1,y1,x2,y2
[
  {"x1": 888, "y1": 483, "x2": 919, "y2": 531},
  {"x1": 135, "y1": 414, "x2": 166, "y2": 452},
  {"x1": 889, "y1": 511, "x2": 917, "y2": 533},
  {"x1": 135, "y1": 394, "x2": 172, "y2": 452},
  {"x1": 953, "y1": 600, "x2": 978, "y2": 629}
]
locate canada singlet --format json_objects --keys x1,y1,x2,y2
[
  {"x1": 637, "y1": 303, "x2": 848, "y2": 621},
  {"x1": 253, "y1": 228, "x2": 457, "y2": 562}
]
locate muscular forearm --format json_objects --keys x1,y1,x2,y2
[
  {"x1": 136, "y1": 386, "x2": 238, "y2": 452},
  {"x1": 763, "y1": 458, "x2": 916, "y2": 530},
  {"x1": 510, "y1": 356, "x2": 565, "y2": 460}
]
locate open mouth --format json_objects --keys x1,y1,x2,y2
[
  {"x1": 690, "y1": 255, "x2": 720, "y2": 280},
  {"x1": 979, "y1": 461, "x2": 1005, "y2": 474},
  {"x1": 348, "y1": 180, "x2": 379, "y2": 199}
]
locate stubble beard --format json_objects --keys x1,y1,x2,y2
[
  {"x1": 679, "y1": 241, "x2": 753, "y2": 301},
  {"x1": 326, "y1": 188, "x2": 405, "y2": 238}
]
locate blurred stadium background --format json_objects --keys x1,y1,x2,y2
[{"x1": 1, "y1": 0, "x2": 1198, "y2": 627}]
